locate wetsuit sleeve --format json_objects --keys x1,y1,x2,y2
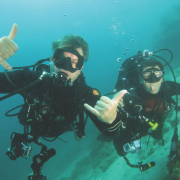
[
  {"x1": 85, "y1": 108, "x2": 120, "y2": 136},
  {"x1": 0, "y1": 69, "x2": 39, "y2": 94},
  {"x1": 83, "y1": 86, "x2": 120, "y2": 136},
  {"x1": 104, "y1": 93, "x2": 142, "y2": 134},
  {"x1": 103, "y1": 115, "x2": 121, "y2": 135},
  {"x1": 163, "y1": 81, "x2": 180, "y2": 96}
]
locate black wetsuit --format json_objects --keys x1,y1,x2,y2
[
  {"x1": 0, "y1": 65, "x2": 116, "y2": 140},
  {"x1": 113, "y1": 81, "x2": 180, "y2": 156}
]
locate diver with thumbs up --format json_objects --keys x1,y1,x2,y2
[{"x1": 0, "y1": 24, "x2": 111, "y2": 179}]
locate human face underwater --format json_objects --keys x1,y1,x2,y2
[
  {"x1": 50, "y1": 47, "x2": 84, "y2": 83},
  {"x1": 140, "y1": 65, "x2": 164, "y2": 94}
]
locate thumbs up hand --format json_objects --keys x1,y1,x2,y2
[
  {"x1": 0, "y1": 24, "x2": 18, "y2": 70},
  {"x1": 84, "y1": 90, "x2": 127, "y2": 124}
]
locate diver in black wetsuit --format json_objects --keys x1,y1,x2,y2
[
  {"x1": 85, "y1": 55, "x2": 180, "y2": 158},
  {"x1": 0, "y1": 24, "x2": 116, "y2": 179},
  {"x1": 112, "y1": 57, "x2": 180, "y2": 157}
]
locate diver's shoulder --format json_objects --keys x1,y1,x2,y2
[
  {"x1": 12, "y1": 67, "x2": 44, "y2": 80},
  {"x1": 77, "y1": 73, "x2": 101, "y2": 97},
  {"x1": 162, "y1": 81, "x2": 176, "y2": 88}
]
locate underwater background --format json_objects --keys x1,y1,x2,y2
[{"x1": 0, "y1": 0, "x2": 180, "y2": 179}]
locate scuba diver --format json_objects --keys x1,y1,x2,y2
[
  {"x1": 85, "y1": 49, "x2": 180, "y2": 171},
  {"x1": 0, "y1": 24, "x2": 115, "y2": 179},
  {"x1": 112, "y1": 57, "x2": 178, "y2": 156}
]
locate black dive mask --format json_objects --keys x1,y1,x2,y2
[
  {"x1": 141, "y1": 68, "x2": 164, "y2": 83},
  {"x1": 53, "y1": 47, "x2": 84, "y2": 73}
]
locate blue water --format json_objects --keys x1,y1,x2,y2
[{"x1": 0, "y1": 0, "x2": 180, "y2": 179}]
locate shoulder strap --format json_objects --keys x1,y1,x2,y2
[{"x1": 35, "y1": 64, "x2": 50, "y2": 73}]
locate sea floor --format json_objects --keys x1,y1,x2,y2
[
  {"x1": 56, "y1": 110, "x2": 179, "y2": 180},
  {"x1": 48, "y1": 64, "x2": 180, "y2": 180}
]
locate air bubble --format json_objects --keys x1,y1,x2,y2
[{"x1": 116, "y1": 58, "x2": 122, "y2": 62}]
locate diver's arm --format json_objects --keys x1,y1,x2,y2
[
  {"x1": 84, "y1": 90, "x2": 127, "y2": 136},
  {"x1": 86, "y1": 109, "x2": 121, "y2": 136},
  {"x1": 0, "y1": 69, "x2": 40, "y2": 94},
  {"x1": 0, "y1": 24, "x2": 18, "y2": 70},
  {"x1": 0, "y1": 72, "x2": 17, "y2": 93},
  {"x1": 163, "y1": 81, "x2": 180, "y2": 96},
  {"x1": 174, "y1": 82, "x2": 180, "y2": 95}
]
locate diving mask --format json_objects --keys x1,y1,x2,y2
[
  {"x1": 52, "y1": 47, "x2": 84, "y2": 73},
  {"x1": 141, "y1": 68, "x2": 164, "y2": 83}
]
